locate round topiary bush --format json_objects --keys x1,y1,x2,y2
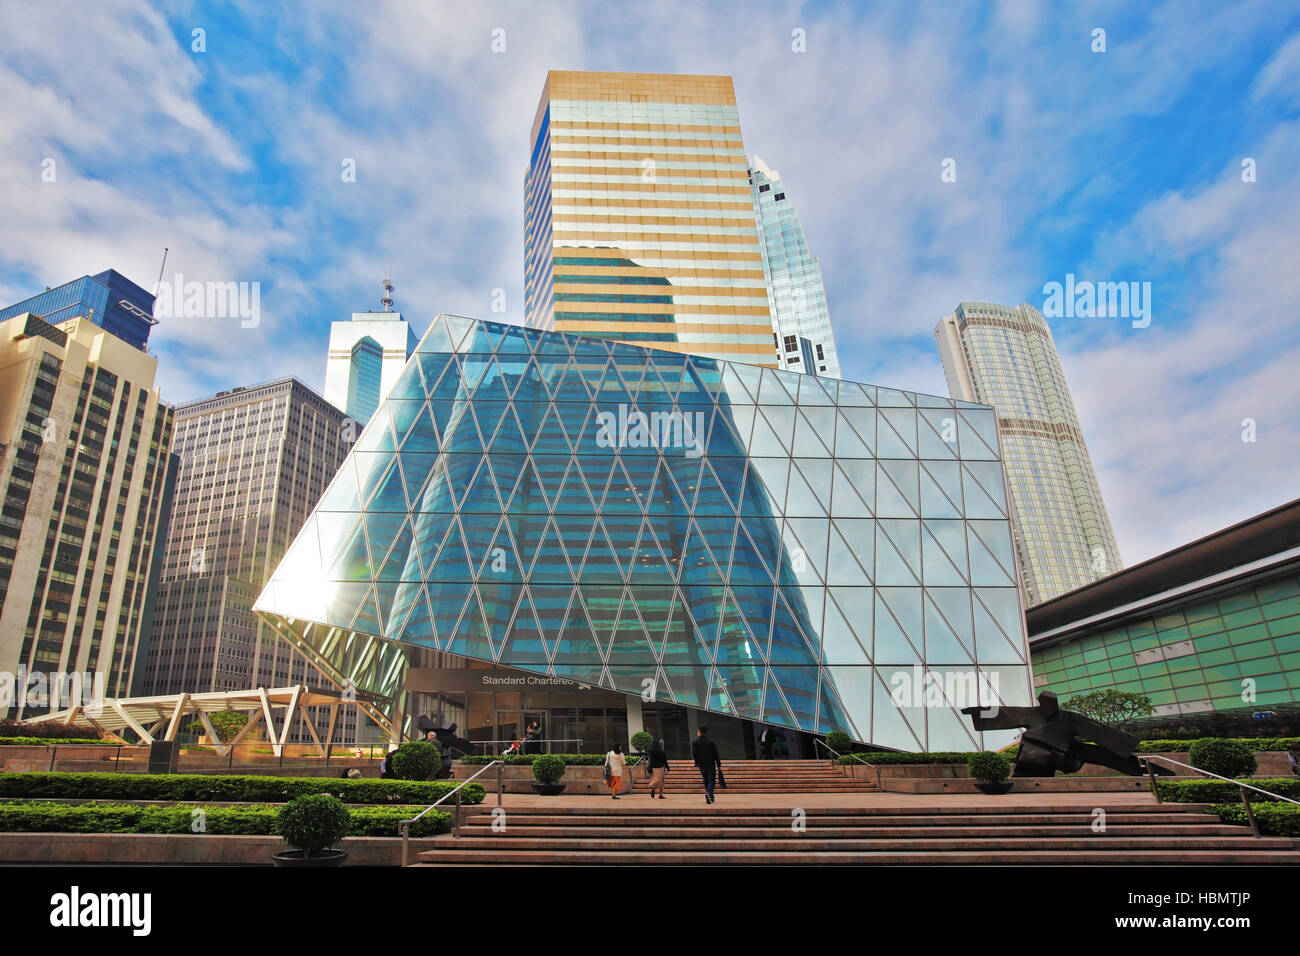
[
  {"x1": 630, "y1": 731, "x2": 654, "y2": 753},
  {"x1": 824, "y1": 731, "x2": 852, "y2": 754},
  {"x1": 967, "y1": 751, "x2": 1011, "y2": 783},
  {"x1": 275, "y1": 794, "x2": 351, "y2": 856},
  {"x1": 389, "y1": 740, "x2": 442, "y2": 781},
  {"x1": 1189, "y1": 738, "x2": 1257, "y2": 778},
  {"x1": 532, "y1": 753, "x2": 565, "y2": 785}
]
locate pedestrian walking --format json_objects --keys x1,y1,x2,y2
[
  {"x1": 647, "y1": 737, "x2": 670, "y2": 799},
  {"x1": 604, "y1": 743, "x2": 626, "y2": 799},
  {"x1": 691, "y1": 727, "x2": 722, "y2": 804}
]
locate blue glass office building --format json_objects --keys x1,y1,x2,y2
[
  {"x1": 0, "y1": 270, "x2": 157, "y2": 350},
  {"x1": 255, "y1": 315, "x2": 1032, "y2": 751}
]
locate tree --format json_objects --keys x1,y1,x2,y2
[
  {"x1": 185, "y1": 711, "x2": 248, "y2": 744},
  {"x1": 1064, "y1": 690, "x2": 1154, "y2": 730}
]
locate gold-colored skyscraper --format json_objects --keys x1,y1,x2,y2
[{"x1": 524, "y1": 71, "x2": 777, "y2": 365}]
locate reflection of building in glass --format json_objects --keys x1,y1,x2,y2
[
  {"x1": 0, "y1": 270, "x2": 158, "y2": 351},
  {"x1": 936, "y1": 302, "x2": 1121, "y2": 606},
  {"x1": 1028, "y1": 498, "x2": 1300, "y2": 723},
  {"x1": 255, "y1": 315, "x2": 1034, "y2": 753},
  {"x1": 749, "y1": 157, "x2": 840, "y2": 378},
  {"x1": 524, "y1": 71, "x2": 777, "y2": 366}
]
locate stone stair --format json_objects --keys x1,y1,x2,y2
[
  {"x1": 415, "y1": 801, "x2": 1300, "y2": 865},
  {"x1": 639, "y1": 758, "x2": 877, "y2": 793}
]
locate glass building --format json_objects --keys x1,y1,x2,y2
[
  {"x1": 1028, "y1": 498, "x2": 1300, "y2": 721},
  {"x1": 0, "y1": 270, "x2": 157, "y2": 351},
  {"x1": 936, "y1": 302, "x2": 1121, "y2": 606},
  {"x1": 324, "y1": 279, "x2": 415, "y2": 426},
  {"x1": 750, "y1": 157, "x2": 841, "y2": 378},
  {"x1": 254, "y1": 314, "x2": 1033, "y2": 752},
  {"x1": 523, "y1": 71, "x2": 779, "y2": 367}
]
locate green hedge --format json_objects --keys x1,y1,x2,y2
[
  {"x1": 458, "y1": 754, "x2": 642, "y2": 766},
  {"x1": 0, "y1": 772, "x2": 484, "y2": 806},
  {"x1": 1209, "y1": 802, "x2": 1300, "y2": 836},
  {"x1": 0, "y1": 737, "x2": 121, "y2": 747},
  {"x1": 1137, "y1": 737, "x2": 1300, "y2": 754},
  {"x1": 1155, "y1": 778, "x2": 1300, "y2": 804},
  {"x1": 0, "y1": 801, "x2": 449, "y2": 837}
]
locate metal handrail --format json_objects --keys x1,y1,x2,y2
[
  {"x1": 398, "y1": 760, "x2": 504, "y2": 867},
  {"x1": 813, "y1": 739, "x2": 880, "y2": 788},
  {"x1": 470, "y1": 737, "x2": 584, "y2": 754},
  {"x1": 1138, "y1": 754, "x2": 1300, "y2": 838}
]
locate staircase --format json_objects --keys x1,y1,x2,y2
[
  {"x1": 415, "y1": 802, "x2": 1300, "y2": 865},
  {"x1": 646, "y1": 758, "x2": 877, "y2": 794}
]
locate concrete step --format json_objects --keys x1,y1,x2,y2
[
  {"x1": 453, "y1": 823, "x2": 1251, "y2": 839},
  {"x1": 424, "y1": 835, "x2": 1292, "y2": 852},
  {"x1": 415, "y1": 848, "x2": 1300, "y2": 866}
]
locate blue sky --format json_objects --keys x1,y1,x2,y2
[{"x1": 2, "y1": 0, "x2": 1298, "y2": 567}]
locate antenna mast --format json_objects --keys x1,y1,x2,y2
[{"x1": 381, "y1": 262, "x2": 394, "y2": 312}]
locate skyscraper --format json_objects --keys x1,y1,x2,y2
[
  {"x1": 935, "y1": 301, "x2": 1121, "y2": 605},
  {"x1": 141, "y1": 378, "x2": 351, "y2": 703},
  {"x1": 0, "y1": 310, "x2": 174, "y2": 716},
  {"x1": 523, "y1": 71, "x2": 778, "y2": 366},
  {"x1": 324, "y1": 275, "x2": 414, "y2": 425},
  {"x1": 749, "y1": 156, "x2": 841, "y2": 378},
  {"x1": 0, "y1": 270, "x2": 158, "y2": 352}
]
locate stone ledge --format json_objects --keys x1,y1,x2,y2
[{"x1": 0, "y1": 832, "x2": 440, "y2": 866}]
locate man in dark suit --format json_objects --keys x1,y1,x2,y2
[
  {"x1": 760, "y1": 725, "x2": 774, "y2": 759},
  {"x1": 691, "y1": 727, "x2": 722, "y2": 803}
]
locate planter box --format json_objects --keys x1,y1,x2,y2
[
  {"x1": 451, "y1": 763, "x2": 638, "y2": 795},
  {"x1": 0, "y1": 832, "x2": 445, "y2": 866}
]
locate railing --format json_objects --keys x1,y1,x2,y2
[
  {"x1": 469, "y1": 737, "x2": 584, "y2": 755},
  {"x1": 398, "y1": 760, "x2": 504, "y2": 867},
  {"x1": 813, "y1": 739, "x2": 879, "y2": 787},
  {"x1": 1138, "y1": 754, "x2": 1300, "y2": 837}
]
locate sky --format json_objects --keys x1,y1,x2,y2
[{"x1": 1, "y1": 0, "x2": 1298, "y2": 569}]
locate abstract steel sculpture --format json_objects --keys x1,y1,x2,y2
[{"x1": 961, "y1": 690, "x2": 1163, "y2": 777}]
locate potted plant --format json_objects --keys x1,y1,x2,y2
[
  {"x1": 389, "y1": 740, "x2": 442, "y2": 780},
  {"x1": 273, "y1": 793, "x2": 352, "y2": 866},
  {"x1": 967, "y1": 751, "x2": 1013, "y2": 794},
  {"x1": 530, "y1": 753, "x2": 567, "y2": 795}
]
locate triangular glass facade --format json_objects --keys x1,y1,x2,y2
[{"x1": 254, "y1": 315, "x2": 1032, "y2": 750}]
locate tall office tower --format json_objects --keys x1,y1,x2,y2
[
  {"x1": 524, "y1": 71, "x2": 778, "y2": 366},
  {"x1": 0, "y1": 270, "x2": 159, "y2": 351},
  {"x1": 141, "y1": 379, "x2": 351, "y2": 710},
  {"x1": 0, "y1": 311, "x2": 174, "y2": 717},
  {"x1": 749, "y1": 156, "x2": 841, "y2": 378},
  {"x1": 323, "y1": 275, "x2": 414, "y2": 425},
  {"x1": 935, "y1": 302, "x2": 1121, "y2": 606}
]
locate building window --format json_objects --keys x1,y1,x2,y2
[
  {"x1": 774, "y1": 193, "x2": 786, "y2": 201},
  {"x1": 758, "y1": 184, "x2": 770, "y2": 193}
]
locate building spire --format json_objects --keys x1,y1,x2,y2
[{"x1": 381, "y1": 263, "x2": 394, "y2": 312}]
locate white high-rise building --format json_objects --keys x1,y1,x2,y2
[
  {"x1": 750, "y1": 156, "x2": 841, "y2": 378},
  {"x1": 324, "y1": 275, "x2": 414, "y2": 425},
  {"x1": 936, "y1": 301, "x2": 1121, "y2": 606}
]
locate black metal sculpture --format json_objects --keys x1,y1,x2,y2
[{"x1": 961, "y1": 690, "x2": 1165, "y2": 777}]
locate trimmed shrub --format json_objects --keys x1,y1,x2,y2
[
  {"x1": 967, "y1": 751, "x2": 1011, "y2": 783},
  {"x1": 1189, "y1": 738, "x2": 1257, "y2": 778},
  {"x1": 1156, "y1": 778, "x2": 1300, "y2": 804},
  {"x1": 837, "y1": 751, "x2": 1017, "y2": 766},
  {"x1": 0, "y1": 737, "x2": 120, "y2": 747},
  {"x1": 276, "y1": 794, "x2": 351, "y2": 854},
  {"x1": 1209, "y1": 802, "x2": 1300, "y2": 837},
  {"x1": 630, "y1": 731, "x2": 654, "y2": 753},
  {"x1": 389, "y1": 741, "x2": 442, "y2": 781},
  {"x1": 0, "y1": 720, "x2": 100, "y2": 741},
  {"x1": 531, "y1": 754, "x2": 565, "y2": 784},
  {"x1": 0, "y1": 801, "x2": 449, "y2": 837},
  {"x1": 824, "y1": 731, "x2": 852, "y2": 754},
  {"x1": 1137, "y1": 737, "x2": 1300, "y2": 754},
  {"x1": 0, "y1": 772, "x2": 483, "y2": 806}
]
